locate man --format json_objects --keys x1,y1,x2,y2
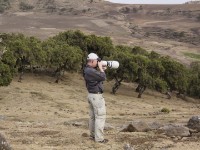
[{"x1": 83, "y1": 53, "x2": 108, "y2": 143}]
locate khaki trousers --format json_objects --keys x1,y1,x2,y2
[{"x1": 88, "y1": 93, "x2": 106, "y2": 142}]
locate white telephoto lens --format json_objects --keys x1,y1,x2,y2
[
  {"x1": 107, "y1": 61, "x2": 119, "y2": 69},
  {"x1": 101, "y1": 60, "x2": 107, "y2": 66}
]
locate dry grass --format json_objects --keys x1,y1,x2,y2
[{"x1": 0, "y1": 73, "x2": 199, "y2": 149}]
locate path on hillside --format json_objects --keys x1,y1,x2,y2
[{"x1": 142, "y1": 18, "x2": 186, "y2": 26}]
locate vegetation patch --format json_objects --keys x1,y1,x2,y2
[
  {"x1": 161, "y1": 108, "x2": 170, "y2": 113},
  {"x1": 183, "y1": 52, "x2": 200, "y2": 60},
  {"x1": 19, "y1": 2, "x2": 34, "y2": 11},
  {"x1": 0, "y1": 0, "x2": 10, "y2": 13}
]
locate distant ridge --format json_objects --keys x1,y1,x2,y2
[{"x1": 185, "y1": 0, "x2": 200, "y2": 4}]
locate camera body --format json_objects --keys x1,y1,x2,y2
[{"x1": 101, "y1": 60, "x2": 119, "y2": 69}]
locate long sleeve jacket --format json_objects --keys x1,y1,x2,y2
[{"x1": 84, "y1": 65, "x2": 106, "y2": 93}]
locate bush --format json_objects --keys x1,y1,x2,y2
[
  {"x1": 0, "y1": 0, "x2": 10, "y2": 13},
  {"x1": 19, "y1": 2, "x2": 34, "y2": 11},
  {"x1": 161, "y1": 108, "x2": 170, "y2": 113},
  {"x1": 0, "y1": 61, "x2": 12, "y2": 86}
]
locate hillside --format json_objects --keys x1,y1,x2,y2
[
  {"x1": 0, "y1": 73, "x2": 200, "y2": 149},
  {"x1": 0, "y1": 0, "x2": 200, "y2": 64}
]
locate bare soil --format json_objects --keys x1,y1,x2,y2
[{"x1": 0, "y1": 73, "x2": 200, "y2": 150}]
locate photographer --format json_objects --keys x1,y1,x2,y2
[{"x1": 83, "y1": 53, "x2": 108, "y2": 143}]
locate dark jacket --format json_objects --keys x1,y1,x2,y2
[{"x1": 84, "y1": 65, "x2": 106, "y2": 93}]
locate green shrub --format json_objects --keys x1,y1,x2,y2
[
  {"x1": 183, "y1": 52, "x2": 200, "y2": 60},
  {"x1": 0, "y1": 0, "x2": 10, "y2": 13},
  {"x1": 19, "y1": 2, "x2": 34, "y2": 11},
  {"x1": 161, "y1": 108, "x2": 170, "y2": 113},
  {"x1": 0, "y1": 61, "x2": 12, "y2": 86}
]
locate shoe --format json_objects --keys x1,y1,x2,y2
[
  {"x1": 89, "y1": 136, "x2": 95, "y2": 140},
  {"x1": 98, "y1": 139, "x2": 109, "y2": 143}
]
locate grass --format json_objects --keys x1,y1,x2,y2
[{"x1": 183, "y1": 52, "x2": 200, "y2": 60}]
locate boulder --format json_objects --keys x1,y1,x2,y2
[
  {"x1": 158, "y1": 124, "x2": 190, "y2": 137},
  {"x1": 187, "y1": 116, "x2": 200, "y2": 132},
  {"x1": 148, "y1": 122, "x2": 163, "y2": 130},
  {"x1": 121, "y1": 121, "x2": 150, "y2": 132}
]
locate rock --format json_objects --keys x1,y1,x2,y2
[
  {"x1": 123, "y1": 143, "x2": 134, "y2": 150},
  {"x1": 121, "y1": 124, "x2": 137, "y2": 132},
  {"x1": 187, "y1": 116, "x2": 200, "y2": 132},
  {"x1": 121, "y1": 121, "x2": 150, "y2": 132},
  {"x1": 148, "y1": 122, "x2": 163, "y2": 130},
  {"x1": 158, "y1": 124, "x2": 190, "y2": 137},
  {"x1": 0, "y1": 133, "x2": 12, "y2": 150}
]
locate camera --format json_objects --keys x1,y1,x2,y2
[{"x1": 101, "y1": 60, "x2": 119, "y2": 69}]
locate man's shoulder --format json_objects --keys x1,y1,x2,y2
[{"x1": 85, "y1": 66, "x2": 95, "y2": 71}]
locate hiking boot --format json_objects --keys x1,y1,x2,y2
[
  {"x1": 97, "y1": 139, "x2": 109, "y2": 143},
  {"x1": 89, "y1": 136, "x2": 95, "y2": 140}
]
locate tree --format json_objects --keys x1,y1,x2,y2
[
  {"x1": 0, "y1": 61, "x2": 12, "y2": 86},
  {"x1": 27, "y1": 36, "x2": 46, "y2": 69},
  {"x1": 106, "y1": 45, "x2": 139, "y2": 94},
  {"x1": 86, "y1": 34, "x2": 114, "y2": 59},
  {"x1": 161, "y1": 56, "x2": 188, "y2": 97},
  {"x1": 45, "y1": 40, "x2": 83, "y2": 83},
  {"x1": 187, "y1": 62, "x2": 200, "y2": 98}
]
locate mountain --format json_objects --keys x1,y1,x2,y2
[{"x1": 0, "y1": 0, "x2": 200, "y2": 64}]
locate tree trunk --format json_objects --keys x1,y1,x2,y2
[
  {"x1": 112, "y1": 77, "x2": 123, "y2": 94},
  {"x1": 137, "y1": 85, "x2": 146, "y2": 98}
]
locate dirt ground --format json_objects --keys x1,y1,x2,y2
[{"x1": 0, "y1": 73, "x2": 199, "y2": 150}]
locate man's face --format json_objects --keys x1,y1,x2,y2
[{"x1": 91, "y1": 59, "x2": 98, "y2": 68}]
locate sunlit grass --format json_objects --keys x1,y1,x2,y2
[{"x1": 183, "y1": 52, "x2": 200, "y2": 60}]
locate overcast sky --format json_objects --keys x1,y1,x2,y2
[{"x1": 106, "y1": 0, "x2": 191, "y2": 4}]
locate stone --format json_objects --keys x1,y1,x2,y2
[
  {"x1": 187, "y1": 116, "x2": 200, "y2": 132},
  {"x1": 121, "y1": 121, "x2": 150, "y2": 132},
  {"x1": 148, "y1": 121, "x2": 163, "y2": 130},
  {"x1": 158, "y1": 124, "x2": 190, "y2": 137}
]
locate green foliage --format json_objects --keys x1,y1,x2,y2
[
  {"x1": 1, "y1": 50, "x2": 16, "y2": 75},
  {"x1": 0, "y1": 61, "x2": 12, "y2": 86},
  {"x1": 183, "y1": 52, "x2": 200, "y2": 60},
  {"x1": 161, "y1": 107, "x2": 170, "y2": 113},
  {"x1": 50, "y1": 43, "x2": 82, "y2": 72},
  {"x1": 0, "y1": 30, "x2": 199, "y2": 99},
  {"x1": 132, "y1": 46, "x2": 148, "y2": 56},
  {"x1": 53, "y1": 30, "x2": 87, "y2": 51},
  {"x1": 106, "y1": 45, "x2": 138, "y2": 82},
  {"x1": 147, "y1": 60, "x2": 165, "y2": 78},
  {"x1": 161, "y1": 56, "x2": 188, "y2": 94},
  {"x1": 148, "y1": 51, "x2": 161, "y2": 59},
  {"x1": 154, "y1": 78, "x2": 168, "y2": 93},
  {"x1": 0, "y1": 0, "x2": 10, "y2": 13},
  {"x1": 86, "y1": 34, "x2": 114, "y2": 59},
  {"x1": 27, "y1": 36, "x2": 46, "y2": 66},
  {"x1": 19, "y1": 2, "x2": 34, "y2": 11},
  {"x1": 187, "y1": 62, "x2": 200, "y2": 98}
]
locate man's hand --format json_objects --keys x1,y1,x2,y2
[
  {"x1": 98, "y1": 61, "x2": 104, "y2": 72},
  {"x1": 102, "y1": 66, "x2": 107, "y2": 71}
]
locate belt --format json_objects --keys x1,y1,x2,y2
[{"x1": 89, "y1": 92, "x2": 103, "y2": 94}]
